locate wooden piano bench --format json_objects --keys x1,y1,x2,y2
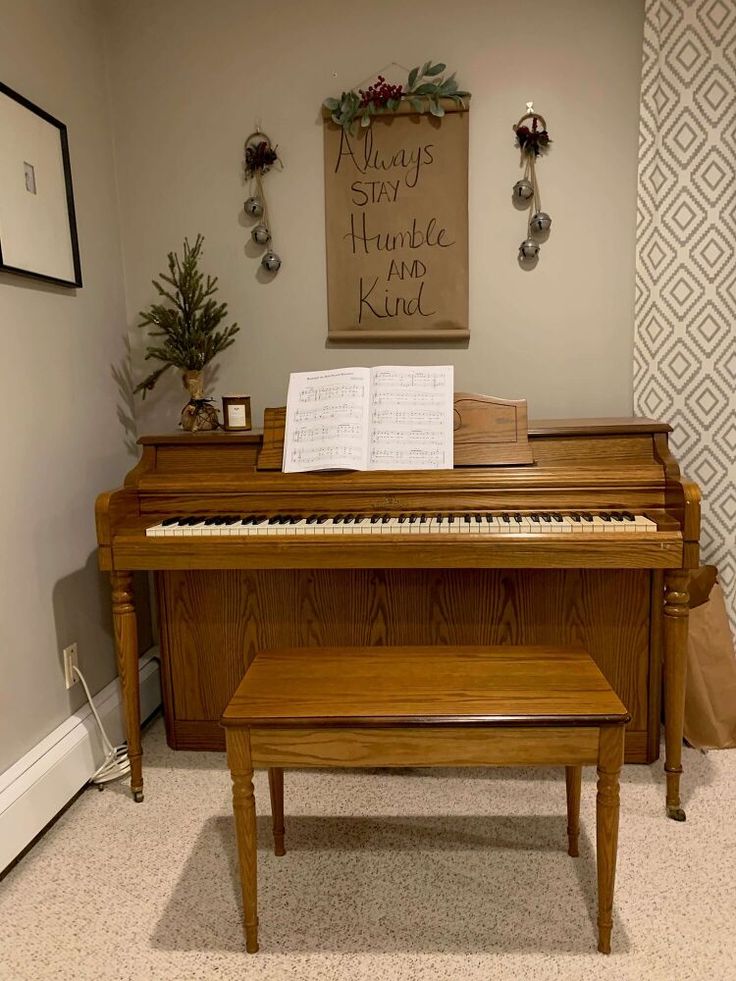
[{"x1": 221, "y1": 644, "x2": 630, "y2": 954}]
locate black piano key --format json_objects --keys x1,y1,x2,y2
[
  {"x1": 409, "y1": 514, "x2": 418, "y2": 524},
  {"x1": 344, "y1": 514, "x2": 355, "y2": 524},
  {"x1": 582, "y1": 513, "x2": 593, "y2": 522},
  {"x1": 623, "y1": 512, "x2": 635, "y2": 521},
  {"x1": 437, "y1": 515, "x2": 444, "y2": 524},
  {"x1": 571, "y1": 513, "x2": 581, "y2": 522},
  {"x1": 398, "y1": 514, "x2": 407, "y2": 524},
  {"x1": 448, "y1": 515, "x2": 456, "y2": 524},
  {"x1": 502, "y1": 513, "x2": 510, "y2": 523},
  {"x1": 531, "y1": 514, "x2": 540, "y2": 522},
  {"x1": 370, "y1": 514, "x2": 380, "y2": 524},
  {"x1": 514, "y1": 513, "x2": 523, "y2": 523},
  {"x1": 600, "y1": 512, "x2": 612, "y2": 522},
  {"x1": 486, "y1": 514, "x2": 494, "y2": 523},
  {"x1": 541, "y1": 514, "x2": 551, "y2": 523},
  {"x1": 420, "y1": 514, "x2": 427, "y2": 524},
  {"x1": 333, "y1": 514, "x2": 344, "y2": 524},
  {"x1": 464, "y1": 514, "x2": 471, "y2": 524},
  {"x1": 162, "y1": 516, "x2": 180, "y2": 526},
  {"x1": 382, "y1": 515, "x2": 391, "y2": 524},
  {"x1": 317, "y1": 515, "x2": 328, "y2": 524},
  {"x1": 223, "y1": 516, "x2": 238, "y2": 525},
  {"x1": 306, "y1": 515, "x2": 318, "y2": 524},
  {"x1": 552, "y1": 513, "x2": 563, "y2": 522},
  {"x1": 268, "y1": 515, "x2": 281, "y2": 524},
  {"x1": 252, "y1": 515, "x2": 267, "y2": 524},
  {"x1": 612, "y1": 512, "x2": 624, "y2": 521},
  {"x1": 354, "y1": 515, "x2": 365, "y2": 524},
  {"x1": 475, "y1": 514, "x2": 483, "y2": 524}
]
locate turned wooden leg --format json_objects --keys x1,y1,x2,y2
[
  {"x1": 596, "y1": 725, "x2": 624, "y2": 954},
  {"x1": 268, "y1": 767, "x2": 286, "y2": 856},
  {"x1": 565, "y1": 765, "x2": 582, "y2": 857},
  {"x1": 111, "y1": 571, "x2": 143, "y2": 802},
  {"x1": 664, "y1": 570, "x2": 689, "y2": 822},
  {"x1": 227, "y1": 730, "x2": 259, "y2": 953}
]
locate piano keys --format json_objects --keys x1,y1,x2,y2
[
  {"x1": 145, "y1": 511, "x2": 660, "y2": 536},
  {"x1": 95, "y1": 413, "x2": 700, "y2": 819}
]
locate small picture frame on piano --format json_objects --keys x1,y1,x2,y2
[{"x1": 222, "y1": 394, "x2": 252, "y2": 431}]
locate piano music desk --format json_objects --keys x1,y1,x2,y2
[{"x1": 221, "y1": 644, "x2": 630, "y2": 954}]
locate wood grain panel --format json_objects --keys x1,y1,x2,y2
[
  {"x1": 249, "y1": 725, "x2": 601, "y2": 767},
  {"x1": 157, "y1": 568, "x2": 654, "y2": 760},
  {"x1": 118, "y1": 534, "x2": 683, "y2": 571}
]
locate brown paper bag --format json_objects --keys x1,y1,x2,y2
[{"x1": 684, "y1": 567, "x2": 736, "y2": 749}]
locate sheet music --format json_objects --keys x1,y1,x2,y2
[
  {"x1": 369, "y1": 365, "x2": 454, "y2": 470},
  {"x1": 283, "y1": 367, "x2": 370, "y2": 472},
  {"x1": 283, "y1": 365, "x2": 454, "y2": 472}
]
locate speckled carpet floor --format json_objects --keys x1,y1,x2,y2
[{"x1": 2, "y1": 715, "x2": 735, "y2": 981}]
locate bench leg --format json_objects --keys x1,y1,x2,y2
[
  {"x1": 565, "y1": 765, "x2": 581, "y2": 857},
  {"x1": 227, "y1": 730, "x2": 259, "y2": 953},
  {"x1": 268, "y1": 767, "x2": 286, "y2": 856},
  {"x1": 596, "y1": 725, "x2": 624, "y2": 954}
]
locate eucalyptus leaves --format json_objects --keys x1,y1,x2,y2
[{"x1": 324, "y1": 61, "x2": 470, "y2": 133}]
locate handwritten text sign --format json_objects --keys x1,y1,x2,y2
[{"x1": 323, "y1": 104, "x2": 469, "y2": 342}]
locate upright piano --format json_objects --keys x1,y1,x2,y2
[{"x1": 96, "y1": 407, "x2": 700, "y2": 819}]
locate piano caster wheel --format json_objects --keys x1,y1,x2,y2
[
  {"x1": 667, "y1": 805, "x2": 686, "y2": 822},
  {"x1": 96, "y1": 783, "x2": 105, "y2": 792},
  {"x1": 133, "y1": 790, "x2": 144, "y2": 803}
]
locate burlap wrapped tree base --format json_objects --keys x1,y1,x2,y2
[{"x1": 180, "y1": 369, "x2": 219, "y2": 432}]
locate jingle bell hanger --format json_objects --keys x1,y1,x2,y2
[
  {"x1": 243, "y1": 126, "x2": 283, "y2": 275},
  {"x1": 511, "y1": 102, "x2": 553, "y2": 265}
]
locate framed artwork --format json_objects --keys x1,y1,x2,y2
[
  {"x1": 0, "y1": 81, "x2": 82, "y2": 287},
  {"x1": 323, "y1": 102, "x2": 469, "y2": 342}
]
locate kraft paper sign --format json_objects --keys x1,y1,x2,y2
[{"x1": 323, "y1": 104, "x2": 469, "y2": 342}]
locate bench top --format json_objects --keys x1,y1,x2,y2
[{"x1": 221, "y1": 646, "x2": 630, "y2": 729}]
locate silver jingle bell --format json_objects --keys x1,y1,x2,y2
[
  {"x1": 252, "y1": 223, "x2": 271, "y2": 245},
  {"x1": 519, "y1": 238, "x2": 540, "y2": 260},
  {"x1": 513, "y1": 179, "x2": 535, "y2": 201},
  {"x1": 244, "y1": 196, "x2": 264, "y2": 218},
  {"x1": 261, "y1": 251, "x2": 281, "y2": 272},
  {"x1": 530, "y1": 211, "x2": 552, "y2": 233}
]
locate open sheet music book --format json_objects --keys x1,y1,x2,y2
[{"x1": 283, "y1": 365, "x2": 454, "y2": 472}]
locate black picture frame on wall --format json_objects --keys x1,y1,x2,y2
[{"x1": 0, "y1": 81, "x2": 82, "y2": 288}]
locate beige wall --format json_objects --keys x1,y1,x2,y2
[
  {"x1": 105, "y1": 0, "x2": 645, "y2": 432},
  {"x1": 0, "y1": 0, "x2": 132, "y2": 772}
]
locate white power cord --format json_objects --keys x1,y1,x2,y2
[{"x1": 72, "y1": 664, "x2": 131, "y2": 787}]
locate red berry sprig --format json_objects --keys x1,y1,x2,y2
[{"x1": 358, "y1": 75, "x2": 403, "y2": 109}]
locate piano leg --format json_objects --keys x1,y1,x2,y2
[
  {"x1": 111, "y1": 571, "x2": 143, "y2": 802},
  {"x1": 663, "y1": 570, "x2": 689, "y2": 822}
]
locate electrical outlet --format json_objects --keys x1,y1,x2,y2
[{"x1": 63, "y1": 643, "x2": 79, "y2": 689}]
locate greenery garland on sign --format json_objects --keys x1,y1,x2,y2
[{"x1": 324, "y1": 61, "x2": 470, "y2": 134}]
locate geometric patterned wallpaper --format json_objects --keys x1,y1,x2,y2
[{"x1": 635, "y1": 0, "x2": 736, "y2": 629}]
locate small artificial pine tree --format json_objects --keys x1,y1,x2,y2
[{"x1": 134, "y1": 234, "x2": 239, "y2": 398}]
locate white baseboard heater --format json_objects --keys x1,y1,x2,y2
[{"x1": 0, "y1": 651, "x2": 161, "y2": 874}]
